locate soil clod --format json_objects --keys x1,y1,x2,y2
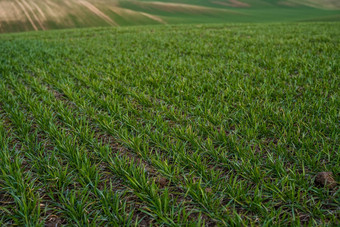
[
  {"x1": 314, "y1": 172, "x2": 336, "y2": 189},
  {"x1": 156, "y1": 177, "x2": 168, "y2": 187}
]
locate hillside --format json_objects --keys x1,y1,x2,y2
[
  {"x1": 0, "y1": 22, "x2": 339, "y2": 226},
  {"x1": 143, "y1": 0, "x2": 340, "y2": 9},
  {"x1": 0, "y1": 0, "x2": 339, "y2": 33}
]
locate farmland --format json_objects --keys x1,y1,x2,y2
[
  {"x1": 0, "y1": 22, "x2": 339, "y2": 225},
  {"x1": 0, "y1": 0, "x2": 340, "y2": 33}
]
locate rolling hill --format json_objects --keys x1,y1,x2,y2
[{"x1": 0, "y1": 0, "x2": 339, "y2": 33}]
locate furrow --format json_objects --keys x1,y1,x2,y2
[
  {"x1": 19, "y1": 57, "x2": 250, "y2": 224},
  {"x1": 2, "y1": 73, "x2": 196, "y2": 225},
  {"x1": 0, "y1": 105, "x2": 42, "y2": 226},
  {"x1": 0, "y1": 78, "x2": 139, "y2": 226}
]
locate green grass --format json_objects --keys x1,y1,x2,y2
[{"x1": 0, "y1": 22, "x2": 339, "y2": 226}]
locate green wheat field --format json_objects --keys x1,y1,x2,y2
[{"x1": 0, "y1": 0, "x2": 339, "y2": 226}]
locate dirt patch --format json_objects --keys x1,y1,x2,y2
[
  {"x1": 44, "y1": 0, "x2": 71, "y2": 24},
  {"x1": 132, "y1": 1, "x2": 227, "y2": 14},
  {"x1": 0, "y1": 1, "x2": 26, "y2": 22},
  {"x1": 109, "y1": 6, "x2": 137, "y2": 17},
  {"x1": 20, "y1": 0, "x2": 45, "y2": 30},
  {"x1": 314, "y1": 172, "x2": 337, "y2": 189},
  {"x1": 78, "y1": 0, "x2": 117, "y2": 25},
  {"x1": 15, "y1": 0, "x2": 38, "y2": 30},
  {"x1": 30, "y1": 1, "x2": 47, "y2": 20},
  {"x1": 140, "y1": 12, "x2": 165, "y2": 23},
  {"x1": 109, "y1": 5, "x2": 165, "y2": 24},
  {"x1": 289, "y1": 0, "x2": 340, "y2": 9},
  {"x1": 44, "y1": 214, "x2": 64, "y2": 227}
]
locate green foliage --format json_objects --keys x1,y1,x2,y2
[{"x1": 0, "y1": 22, "x2": 339, "y2": 225}]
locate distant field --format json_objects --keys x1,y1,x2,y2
[
  {"x1": 0, "y1": 0, "x2": 339, "y2": 33},
  {"x1": 0, "y1": 22, "x2": 339, "y2": 225}
]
